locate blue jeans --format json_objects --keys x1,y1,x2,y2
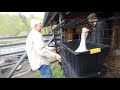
[{"x1": 38, "y1": 65, "x2": 52, "y2": 78}]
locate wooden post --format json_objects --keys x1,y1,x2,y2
[
  {"x1": 6, "y1": 52, "x2": 27, "y2": 78},
  {"x1": 50, "y1": 20, "x2": 54, "y2": 34},
  {"x1": 59, "y1": 12, "x2": 63, "y2": 42},
  {"x1": 0, "y1": 69, "x2": 4, "y2": 78}
]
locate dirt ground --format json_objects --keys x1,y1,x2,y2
[
  {"x1": 101, "y1": 55, "x2": 120, "y2": 78},
  {"x1": 11, "y1": 71, "x2": 36, "y2": 78}
]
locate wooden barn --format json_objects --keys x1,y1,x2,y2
[{"x1": 43, "y1": 12, "x2": 120, "y2": 78}]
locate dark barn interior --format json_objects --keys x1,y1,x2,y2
[{"x1": 43, "y1": 12, "x2": 120, "y2": 78}]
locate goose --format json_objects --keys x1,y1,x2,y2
[{"x1": 75, "y1": 27, "x2": 89, "y2": 52}]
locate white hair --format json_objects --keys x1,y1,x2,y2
[{"x1": 30, "y1": 19, "x2": 41, "y2": 28}]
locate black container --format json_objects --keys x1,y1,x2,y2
[{"x1": 59, "y1": 40, "x2": 110, "y2": 78}]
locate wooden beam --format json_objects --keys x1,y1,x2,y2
[
  {"x1": 46, "y1": 12, "x2": 58, "y2": 26},
  {"x1": 6, "y1": 52, "x2": 27, "y2": 78},
  {"x1": 43, "y1": 12, "x2": 49, "y2": 26}
]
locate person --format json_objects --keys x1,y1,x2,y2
[
  {"x1": 85, "y1": 13, "x2": 113, "y2": 75},
  {"x1": 26, "y1": 19, "x2": 62, "y2": 78},
  {"x1": 86, "y1": 13, "x2": 113, "y2": 45}
]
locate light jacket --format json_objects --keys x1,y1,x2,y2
[{"x1": 26, "y1": 29, "x2": 57, "y2": 71}]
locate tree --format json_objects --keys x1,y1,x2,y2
[
  {"x1": 0, "y1": 14, "x2": 28, "y2": 37},
  {"x1": 0, "y1": 13, "x2": 45, "y2": 37}
]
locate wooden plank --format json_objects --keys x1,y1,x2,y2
[
  {"x1": 6, "y1": 52, "x2": 27, "y2": 78},
  {"x1": 46, "y1": 12, "x2": 58, "y2": 26}
]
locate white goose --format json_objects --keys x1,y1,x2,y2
[{"x1": 75, "y1": 27, "x2": 89, "y2": 52}]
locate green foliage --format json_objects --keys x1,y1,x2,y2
[
  {"x1": 35, "y1": 70, "x2": 42, "y2": 78},
  {"x1": 51, "y1": 63, "x2": 64, "y2": 78},
  {"x1": 0, "y1": 13, "x2": 44, "y2": 37},
  {"x1": 0, "y1": 14, "x2": 22, "y2": 36}
]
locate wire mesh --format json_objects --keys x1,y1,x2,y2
[{"x1": 54, "y1": 16, "x2": 120, "y2": 78}]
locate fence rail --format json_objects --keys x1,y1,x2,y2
[
  {"x1": 0, "y1": 34, "x2": 53, "y2": 42},
  {"x1": 0, "y1": 34, "x2": 58, "y2": 78}
]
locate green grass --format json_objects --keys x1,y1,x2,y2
[{"x1": 35, "y1": 62, "x2": 65, "y2": 78}]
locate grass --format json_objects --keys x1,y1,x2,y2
[{"x1": 35, "y1": 62, "x2": 65, "y2": 78}]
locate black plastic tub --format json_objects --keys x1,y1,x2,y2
[{"x1": 59, "y1": 40, "x2": 110, "y2": 78}]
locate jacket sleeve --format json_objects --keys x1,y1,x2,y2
[
  {"x1": 45, "y1": 46, "x2": 54, "y2": 51},
  {"x1": 96, "y1": 21, "x2": 111, "y2": 45},
  {"x1": 33, "y1": 33, "x2": 57, "y2": 58}
]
